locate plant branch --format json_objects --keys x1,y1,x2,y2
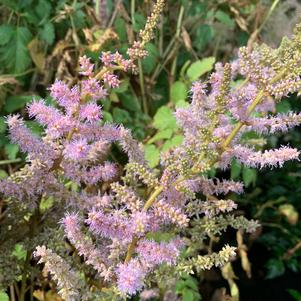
[{"x1": 124, "y1": 67, "x2": 288, "y2": 263}]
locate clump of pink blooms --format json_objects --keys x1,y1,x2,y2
[{"x1": 2, "y1": 3, "x2": 301, "y2": 299}]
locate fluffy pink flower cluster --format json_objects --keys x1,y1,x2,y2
[{"x1": 4, "y1": 12, "x2": 301, "y2": 299}]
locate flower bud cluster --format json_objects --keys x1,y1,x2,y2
[
  {"x1": 155, "y1": 199, "x2": 189, "y2": 227},
  {"x1": 33, "y1": 246, "x2": 83, "y2": 301}
]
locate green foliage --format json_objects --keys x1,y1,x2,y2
[
  {"x1": 4, "y1": 95, "x2": 33, "y2": 113},
  {"x1": 186, "y1": 57, "x2": 215, "y2": 81},
  {"x1": 12, "y1": 244, "x2": 27, "y2": 261},
  {"x1": 144, "y1": 144, "x2": 160, "y2": 168},
  {"x1": 170, "y1": 81, "x2": 188, "y2": 105},
  {"x1": 288, "y1": 289, "x2": 301, "y2": 301},
  {"x1": 153, "y1": 106, "x2": 177, "y2": 131},
  {"x1": 176, "y1": 275, "x2": 202, "y2": 301},
  {"x1": 215, "y1": 10, "x2": 235, "y2": 29},
  {"x1": 0, "y1": 291, "x2": 9, "y2": 301},
  {"x1": 0, "y1": 26, "x2": 32, "y2": 74},
  {"x1": 231, "y1": 160, "x2": 257, "y2": 187},
  {"x1": 265, "y1": 258, "x2": 285, "y2": 279}
]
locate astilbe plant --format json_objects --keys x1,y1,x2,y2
[{"x1": 2, "y1": 1, "x2": 301, "y2": 299}]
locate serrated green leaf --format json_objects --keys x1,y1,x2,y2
[
  {"x1": 153, "y1": 106, "x2": 177, "y2": 130},
  {"x1": 148, "y1": 129, "x2": 173, "y2": 144},
  {"x1": 4, "y1": 95, "x2": 33, "y2": 113},
  {"x1": 242, "y1": 167, "x2": 257, "y2": 187},
  {"x1": 170, "y1": 81, "x2": 187, "y2": 104},
  {"x1": 144, "y1": 144, "x2": 160, "y2": 168},
  {"x1": 40, "y1": 22, "x2": 55, "y2": 45},
  {"x1": 0, "y1": 25, "x2": 15, "y2": 46},
  {"x1": 187, "y1": 57, "x2": 215, "y2": 81},
  {"x1": 0, "y1": 291, "x2": 9, "y2": 301},
  {"x1": 0, "y1": 27, "x2": 32, "y2": 73}
]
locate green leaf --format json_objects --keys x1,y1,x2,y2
[
  {"x1": 5, "y1": 144, "x2": 19, "y2": 160},
  {"x1": 170, "y1": 81, "x2": 188, "y2": 104},
  {"x1": 114, "y1": 18, "x2": 127, "y2": 42},
  {"x1": 0, "y1": 134, "x2": 8, "y2": 148},
  {"x1": 266, "y1": 259, "x2": 285, "y2": 279},
  {"x1": 25, "y1": 121, "x2": 44, "y2": 136},
  {"x1": 186, "y1": 57, "x2": 215, "y2": 81},
  {"x1": 276, "y1": 99, "x2": 291, "y2": 113},
  {"x1": 144, "y1": 144, "x2": 160, "y2": 168},
  {"x1": 161, "y1": 135, "x2": 183, "y2": 151},
  {"x1": 175, "y1": 280, "x2": 187, "y2": 292},
  {"x1": 242, "y1": 167, "x2": 257, "y2": 187},
  {"x1": 215, "y1": 10, "x2": 235, "y2": 28},
  {"x1": 102, "y1": 112, "x2": 113, "y2": 123},
  {"x1": 142, "y1": 43, "x2": 159, "y2": 74},
  {"x1": 176, "y1": 100, "x2": 189, "y2": 109},
  {"x1": 0, "y1": 27, "x2": 32, "y2": 73},
  {"x1": 184, "y1": 277, "x2": 199, "y2": 291},
  {"x1": 287, "y1": 289, "x2": 301, "y2": 301},
  {"x1": 146, "y1": 231, "x2": 174, "y2": 242},
  {"x1": 114, "y1": 80, "x2": 129, "y2": 93},
  {"x1": 148, "y1": 129, "x2": 173, "y2": 144},
  {"x1": 0, "y1": 291, "x2": 9, "y2": 301},
  {"x1": 40, "y1": 22, "x2": 55, "y2": 45},
  {"x1": 35, "y1": 0, "x2": 52, "y2": 20},
  {"x1": 0, "y1": 117, "x2": 7, "y2": 133},
  {"x1": 0, "y1": 170, "x2": 8, "y2": 179},
  {"x1": 231, "y1": 159, "x2": 242, "y2": 180},
  {"x1": 40, "y1": 196, "x2": 54, "y2": 212},
  {"x1": 12, "y1": 244, "x2": 27, "y2": 261},
  {"x1": 112, "y1": 108, "x2": 132, "y2": 124},
  {"x1": 0, "y1": 25, "x2": 15, "y2": 46},
  {"x1": 4, "y1": 95, "x2": 33, "y2": 113},
  {"x1": 194, "y1": 24, "x2": 215, "y2": 51},
  {"x1": 153, "y1": 106, "x2": 177, "y2": 131},
  {"x1": 73, "y1": 8, "x2": 87, "y2": 29},
  {"x1": 120, "y1": 92, "x2": 140, "y2": 112},
  {"x1": 182, "y1": 288, "x2": 194, "y2": 301},
  {"x1": 133, "y1": 13, "x2": 146, "y2": 32}
]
